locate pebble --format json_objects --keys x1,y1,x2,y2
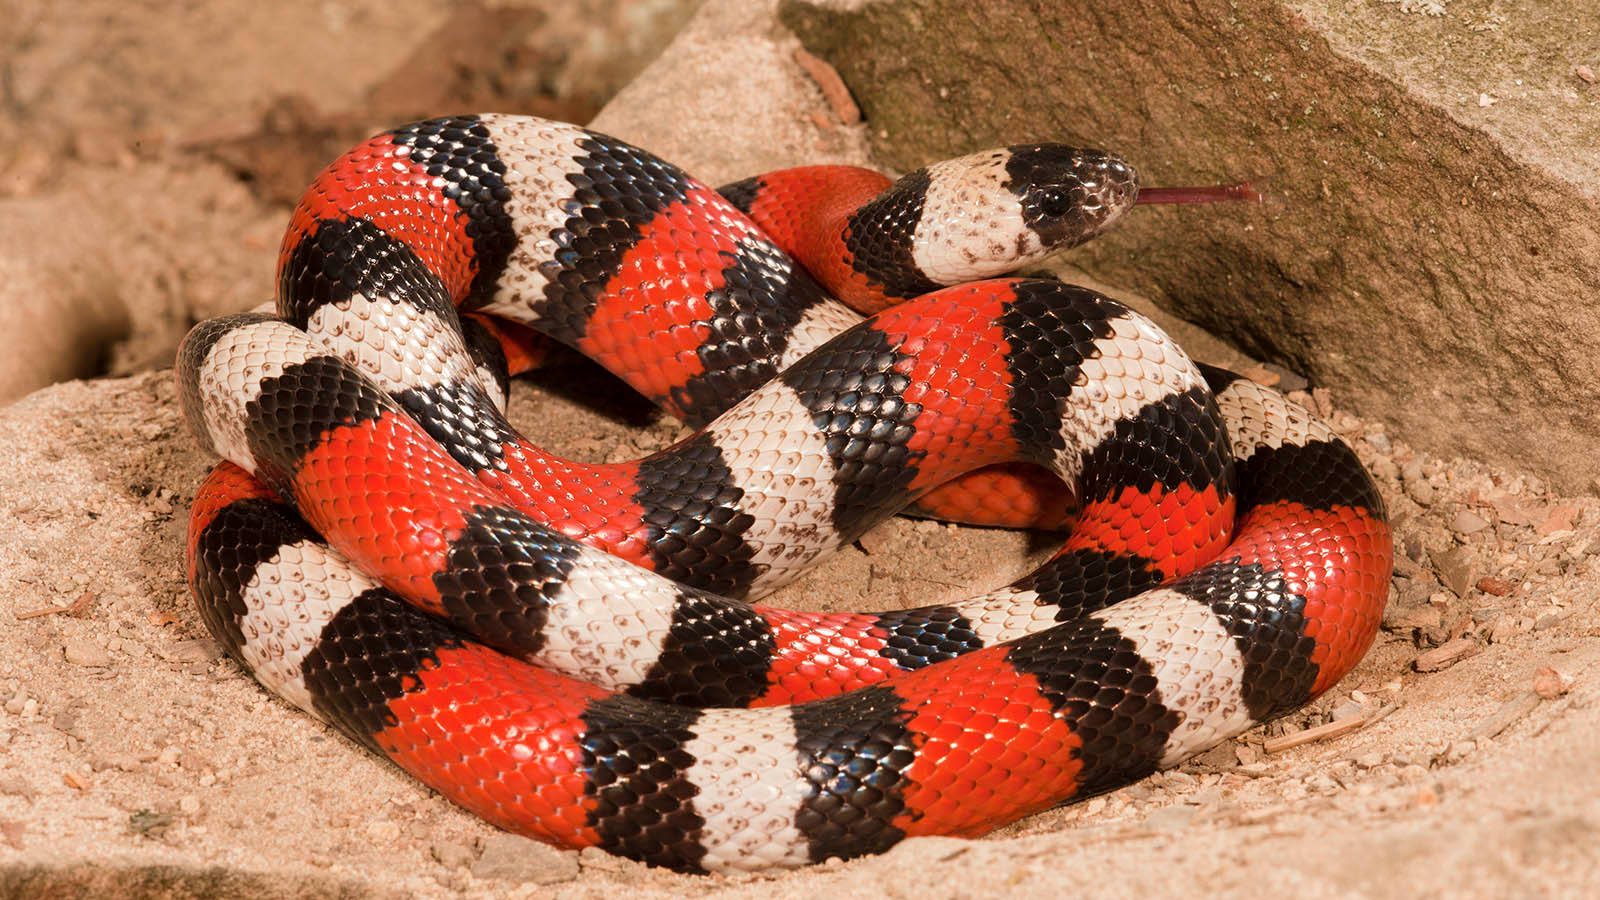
[
  {"x1": 1532, "y1": 666, "x2": 1574, "y2": 699},
  {"x1": 1534, "y1": 610, "x2": 1568, "y2": 631},
  {"x1": 1382, "y1": 603, "x2": 1441, "y2": 635},
  {"x1": 1432, "y1": 548, "x2": 1476, "y2": 597},
  {"x1": 1143, "y1": 804, "x2": 1197, "y2": 832},
  {"x1": 431, "y1": 839, "x2": 478, "y2": 870},
  {"x1": 1413, "y1": 638, "x2": 1478, "y2": 672},
  {"x1": 471, "y1": 834, "x2": 579, "y2": 884},
  {"x1": 1450, "y1": 510, "x2": 1490, "y2": 536},
  {"x1": 1476, "y1": 576, "x2": 1514, "y2": 596},
  {"x1": 0, "y1": 777, "x2": 38, "y2": 800},
  {"x1": 1368, "y1": 455, "x2": 1399, "y2": 482},
  {"x1": 366, "y1": 820, "x2": 401, "y2": 842},
  {"x1": 4, "y1": 690, "x2": 26, "y2": 716},
  {"x1": 1353, "y1": 752, "x2": 1386, "y2": 770},
  {"x1": 179, "y1": 795, "x2": 202, "y2": 817},
  {"x1": 1488, "y1": 616, "x2": 1526, "y2": 644},
  {"x1": 63, "y1": 637, "x2": 111, "y2": 667},
  {"x1": 1404, "y1": 478, "x2": 1436, "y2": 508},
  {"x1": 1330, "y1": 699, "x2": 1366, "y2": 721}
]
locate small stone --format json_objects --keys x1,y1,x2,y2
[
  {"x1": 1383, "y1": 604, "x2": 1442, "y2": 635},
  {"x1": 1304, "y1": 772, "x2": 1339, "y2": 793},
  {"x1": 1476, "y1": 576, "x2": 1514, "y2": 596},
  {"x1": 4, "y1": 690, "x2": 26, "y2": 716},
  {"x1": 472, "y1": 834, "x2": 579, "y2": 884},
  {"x1": 1405, "y1": 478, "x2": 1436, "y2": 507},
  {"x1": 129, "y1": 809, "x2": 173, "y2": 838},
  {"x1": 1450, "y1": 510, "x2": 1490, "y2": 536},
  {"x1": 0, "y1": 778, "x2": 37, "y2": 801},
  {"x1": 1331, "y1": 700, "x2": 1366, "y2": 721},
  {"x1": 1535, "y1": 611, "x2": 1567, "y2": 631},
  {"x1": 1194, "y1": 742, "x2": 1236, "y2": 769},
  {"x1": 1536, "y1": 504, "x2": 1578, "y2": 536},
  {"x1": 179, "y1": 795, "x2": 202, "y2": 818},
  {"x1": 63, "y1": 637, "x2": 111, "y2": 667},
  {"x1": 1403, "y1": 533, "x2": 1425, "y2": 562},
  {"x1": 51, "y1": 708, "x2": 82, "y2": 738},
  {"x1": 162, "y1": 639, "x2": 222, "y2": 664},
  {"x1": 1353, "y1": 752, "x2": 1386, "y2": 770},
  {"x1": 156, "y1": 746, "x2": 181, "y2": 767},
  {"x1": 1368, "y1": 455, "x2": 1399, "y2": 482},
  {"x1": 1578, "y1": 64, "x2": 1597, "y2": 83},
  {"x1": 1489, "y1": 617, "x2": 1525, "y2": 644},
  {"x1": 1143, "y1": 804, "x2": 1197, "y2": 831},
  {"x1": 1414, "y1": 637, "x2": 1478, "y2": 672},
  {"x1": 366, "y1": 820, "x2": 401, "y2": 842},
  {"x1": 92, "y1": 753, "x2": 141, "y2": 773},
  {"x1": 1532, "y1": 666, "x2": 1574, "y2": 699},
  {"x1": 1433, "y1": 548, "x2": 1476, "y2": 597},
  {"x1": 431, "y1": 839, "x2": 478, "y2": 870}
]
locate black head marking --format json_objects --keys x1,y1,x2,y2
[{"x1": 1003, "y1": 145, "x2": 1140, "y2": 251}]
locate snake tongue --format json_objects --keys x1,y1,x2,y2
[{"x1": 1136, "y1": 182, "x2": 1263, "y2": 205}]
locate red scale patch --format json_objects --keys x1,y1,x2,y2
[
  {"x1": 477, "y1": 450, "x2": 656, "y2": 569},
  {"x1": 280, "y1": 132, "x2": 478, "y2": 301},
  {"x1": 1224, "y1": 502, "x2": 1393, "y2": 695},
  {"x1": 373, "y1": 645, "x2": 607, "y2": 849},
  {"x1": 889, "y1": 646, "x2": 1085, "y2": 836},
  {"x1": 871, "y1": 284, "x2": 1022, "y2": 494},
  {"x1": 291, "y1": 414, "x2": 488, "y2": 614},
  {"x1": 754, "y1": 608, "x2": 900, "y2": 705},
  {"x1": 741, "y1": 166, "x2": 895, "y2": 314},
  {"x1": 577, "y1": 186, "x2": 753, "y2": 412},
  {"x1": 1065, "y1": 484, "x2": 1237, "y2": 580}
]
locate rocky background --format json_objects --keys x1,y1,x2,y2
[{"x1": 0, "y1": 1, "x2": 1595, "y2": 897}]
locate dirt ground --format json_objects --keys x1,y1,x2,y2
[{"x1": 0, "y1": 1, "x2": 1595, "y2": 897}]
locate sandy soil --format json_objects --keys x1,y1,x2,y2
[{"x1": 0, "y1": 1, "x2": 1595, "y2": 897}]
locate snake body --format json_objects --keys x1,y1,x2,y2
[{"x1": 177, "y1": 114, "x2": 1391, "y2": 872}]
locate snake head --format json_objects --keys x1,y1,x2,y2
[
  {"x1": 903, "y1": 144, "x2": 1139, "y2": 284},
  {"x1": 1000, "y1": 144, "x2": 1140, "y2": 254}
]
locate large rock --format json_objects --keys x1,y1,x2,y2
[{"x1": 783, "y1": 0, "x2": 1600, "y2": 492}]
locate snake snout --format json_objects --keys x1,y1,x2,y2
[{"x1": 1000, "y1": 144, "x2": 1141, "y2": 253}]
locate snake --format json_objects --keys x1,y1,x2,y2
[{"x1": 175, "y1": 114, "x2": 1392, "y2": 873}]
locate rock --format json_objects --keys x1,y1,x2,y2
[
  {"x1": 1142, "y1": 804, "x2": 1198, "y2": 832},
  {"x1": 1476, "y1": 576, "x2": 1514, "y2": 596},
  {"x1": 1382, "y1": 603, "x2": 1441, "y2": 636},
  {"x1": 63, "y1": 636, "x2": 111, "y2": 667},
  {"x1": 1433, "y1": 548, "x2": 1476, "y2": 598},
  {"x1": 471, "y1": 834, "x2": 579, "y2": 884},
  {"x1": 1405, "y1": 478, "x2": 1437, "y2": 509},
  {"x1": 1450, "y1": 510, "x2": 1491, "y2": 537},
  {"x1": 784, "y1": 0, "x2": 1600, "y2": 494},
  {"x1": 1488, "y1": 616, "x2": 1525, "y2": 644},
  {"x1": 1532, "y1": 666, "x2": 1574, "y2": 699},
  {"x1": 1413, "y1": 638, "x2": 1478, "y2": 673},
  {"x1": 431, "y1": 839, "x2": 477, "y2": 871}
]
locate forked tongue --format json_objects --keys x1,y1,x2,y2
[{"x1": 1136, "y1": 182, "x2": 1262, "y2": 205}]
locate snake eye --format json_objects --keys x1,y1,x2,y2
[{"x1": 1036, "y1": 187, "x2": 1077, "y2": 219}]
